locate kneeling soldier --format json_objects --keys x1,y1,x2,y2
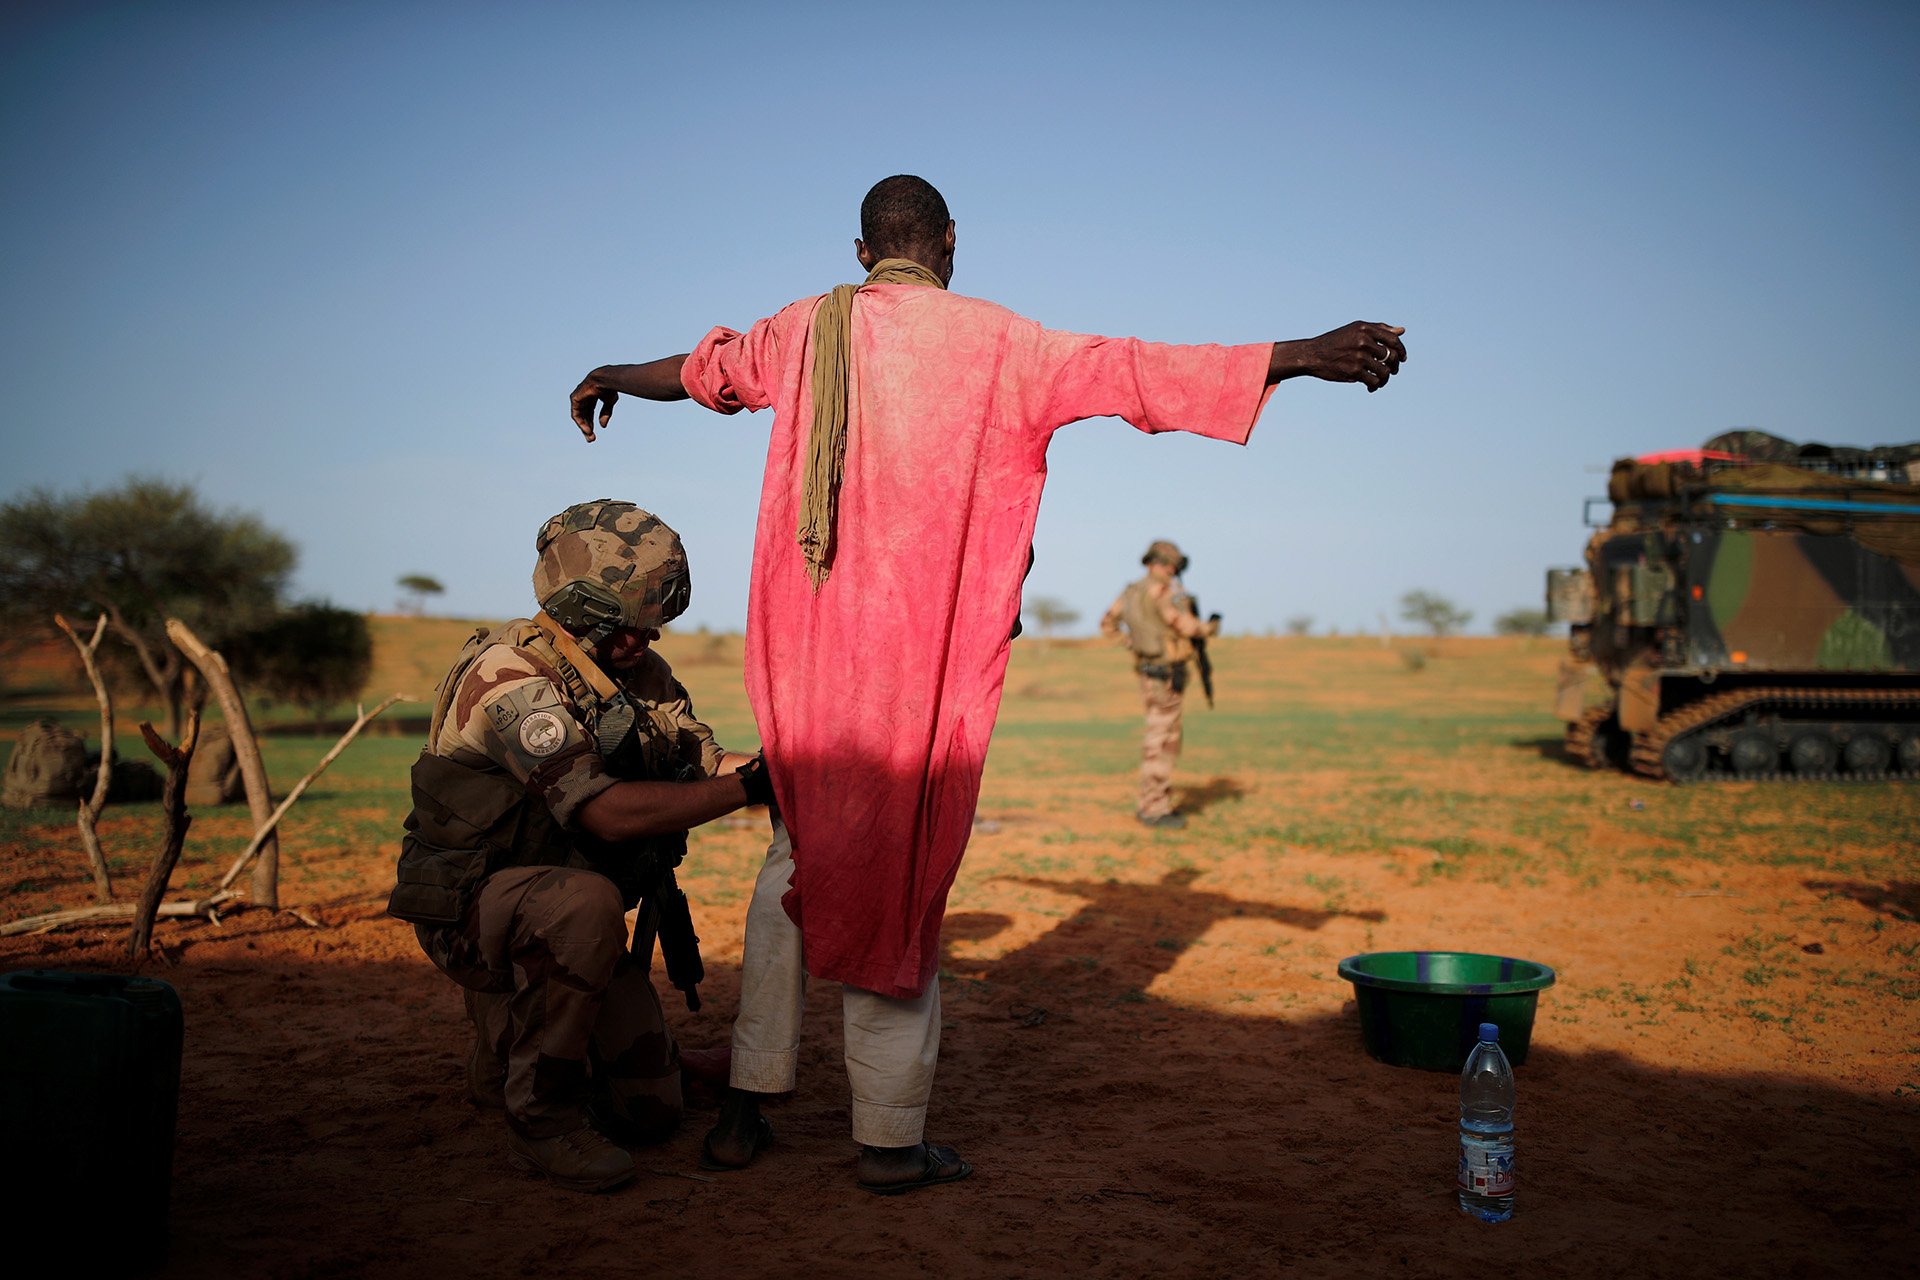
[{"x1": 389, "y1": 499, "x2": 771, "y2": 1191}]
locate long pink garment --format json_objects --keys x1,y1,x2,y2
[{"x1": 683, "y1": 283, "x2": 1273, "y2": 997}]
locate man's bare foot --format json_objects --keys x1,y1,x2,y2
[
  {"x1": 855, "y1": 1142, "x2": 972, "y2": 1195},
  {"x1": 699, "y1": 1089, "x2": 774, "y2": 1171}
]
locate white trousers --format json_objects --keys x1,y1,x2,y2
[{"x1": 728, "y1": 819, "x2": 941, "y2": 1147}]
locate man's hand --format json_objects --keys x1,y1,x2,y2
[
  {"x1": 567, "y1": 355, "x2": 694, "y2": 443},
  {"x1": 1268, "y1": 323, "x2": 1408, "y2": 392},
  {"x1": 570, "y1": 375, "x2": 619, "y2": 442}
]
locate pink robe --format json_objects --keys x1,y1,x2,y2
[{"x1": 682, "y1": 284, "x2": 1273, "y2": 997}]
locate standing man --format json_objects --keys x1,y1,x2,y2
[
  {"x1": 565, "y1": 175, "x2": 1406, "y2": 1192},
  {"x1": 388, "y1": 500, "x2": 772, "y2": 1193},
  {"x1": 1100, "y1": 539, "x2": 1219, "y2": 830}
]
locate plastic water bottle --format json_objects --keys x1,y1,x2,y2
[{"x1": 1457, "y1": 1022, "x2": 1515, "y2": 1222}]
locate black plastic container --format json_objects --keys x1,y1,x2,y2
[{"x1": 0, "y1": 969, "x2": 183, "y2": 1262}]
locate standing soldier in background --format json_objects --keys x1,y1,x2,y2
[
  {"x1": 1101, "y1": 540, "x2": 1220, "y2": 829},
  {"x1": 387, "y1": 500, "x2": 772, "y2": 1192}
]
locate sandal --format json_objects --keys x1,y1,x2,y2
[
  {"x1": 857, "y1": 1142, "x2": 973, "y2": 1196},
  {"x1": 699, "y1": 1113, "x2": 774, "y2": 1171}
]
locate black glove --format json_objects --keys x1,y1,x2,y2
[{"x1": 736, "y1": 754, "x2": 776, "y2": 808}]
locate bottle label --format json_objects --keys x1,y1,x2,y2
[{"x1": 1458, "y1": 1140, "x2": 1514, "y2": 1196}]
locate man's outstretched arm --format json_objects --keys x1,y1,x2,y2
[
  {"x1": 569, "y1": 355, "x2": 691, "y2": 441},
  {"x1": 1268, "y1": 322, "x2": 1408, "y2": 392}
]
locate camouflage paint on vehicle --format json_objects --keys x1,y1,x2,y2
[
  {"x1": 1686, "y1": 529, "x2": 1920, "y2": 672},
  {"x1": 1547, "y1": 439, "x2": 1920, "y2": 782}
]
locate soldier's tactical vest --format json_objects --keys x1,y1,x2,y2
[
  {"x1": 387, "y1": 620, "x2": 692, "y2": 927},
  {"x1": 1121, "y1": 578, "x2": 1195, "y2": 667}
]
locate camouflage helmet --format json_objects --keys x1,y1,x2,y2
[
  {"x1": 533, "y1": 500, "x2": 691, "y2": 644},
  {"x1": 1142, "y1": 540, "x2": 1189, "y2": 574}
]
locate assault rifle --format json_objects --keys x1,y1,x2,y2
[
  {"x1": 631, "y1": 850, "x2": 704, "y2": 1012},
  {"x1": 594, "y1": 732, "x2": 708, "y2": 1010},
  {"x1": 1186, "y1": 596, "x2": 1219, "y2": 708}
]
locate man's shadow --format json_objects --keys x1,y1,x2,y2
[
  {"x1": 951, "y1": 866, "x2": 1383, "y2": 997},
  {"x1": 1804, "y1": 878, "x2": 1920, "y2": 922}
]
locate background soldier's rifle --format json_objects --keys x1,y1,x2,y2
[{"x1": 1186, "y1": 595, "x2": 1219, "y2": 707}]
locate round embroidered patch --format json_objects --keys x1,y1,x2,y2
[{"x1": 518, "y1": 710, "x2": 567, "y2": 758}]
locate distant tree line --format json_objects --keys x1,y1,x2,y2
[{"x1": 1493, "y1": 608, "x2": 1551, "y2": 637}]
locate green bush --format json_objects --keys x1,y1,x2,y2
[{"x1": 227, "y1": 601, "x2": 372, "y2": 721}]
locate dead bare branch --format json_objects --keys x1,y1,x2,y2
[
  {"x1": 54, "y1": 612, "x2": 114, "y2": 903},
  {"x1": 215, "y1": 694, "x2": 407, "y2": 893},
  {"x1": 165, "y1": 618, "x2": 280, "y2": 909},
  {"x1": 129, "y1": 710, "x2": 200, "y2": 961},
  {"x1": 0, "y1": 891, "x2": 240, "y2": 939}
]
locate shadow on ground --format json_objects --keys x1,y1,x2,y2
[
  {"x1": 1805, "y1": 878, "x2": 1920, "y2": 923},
  {"x1": 1174, "y1": 774, "x2": 1246, "y2": 816},
  {"x1": 3, "y1": 872, "x2": 1912, "y2": 1279}
]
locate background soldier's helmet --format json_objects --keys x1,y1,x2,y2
[
  {"x1": 533, "y1": 499, "x2": 691, "y2": 644},
  {"x1": 1142, "y1": 540, "x2": 1189, "y2": 574}
]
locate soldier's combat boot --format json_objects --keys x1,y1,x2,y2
[{"x1": 507, "y1": 1124, "x2": 636, "y2": 1192}]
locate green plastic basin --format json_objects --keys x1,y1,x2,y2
[{"x1": 1336, "y1": 950, "x2": 1555, "y2": 1071}]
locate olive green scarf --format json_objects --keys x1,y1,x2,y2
[{"x1": 798, "y1": 257, "x2": 946, "y2": 588}]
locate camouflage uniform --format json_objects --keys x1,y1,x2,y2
[
  {"x1": 1100, "y1": 542, "x2": 1217, "y2": 822},
  {"x1": 412, "y1": 621, "x2": 722, "y2": 1140},
  {"x1": 393, "y1": 502, "x2": 723, "y2": 1147}
]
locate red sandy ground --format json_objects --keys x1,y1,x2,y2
[
  {"x1": 2, "y1": 636, "x2": 1916, "y2": 1278},
  {"x1": 4, "y1": 816, "x2": 1915, "y2": 1279}
]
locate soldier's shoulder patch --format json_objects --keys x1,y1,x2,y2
[
  {"x1": 525, "y1": 682, "x2": 563, "y2": 711},
  {"x1": 518, "y1": 710, "x2": 567, "y2": 758},
  {"x1": 486, "y1": 700, "x2": 519, "y2": 732}
]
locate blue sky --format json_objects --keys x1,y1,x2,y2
[{"x1": 3, "y1": 1, "x2": 1915, "y2": 636}]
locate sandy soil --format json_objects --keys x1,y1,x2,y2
[
  {"x1": 3, "y1": 819, "x2": 1913, "y2": 1278},
  {"x1": 3, "y1": 638, "x2": 1916, "y2": 1278}
]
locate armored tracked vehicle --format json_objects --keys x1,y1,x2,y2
[{"x1": 1547, "y1": 431, "x2": 1920, "y2": 782}]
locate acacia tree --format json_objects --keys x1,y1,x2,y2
[
  {"x1": 396, "y1": 573, "x2": 444, "y2": 616},
  {"x1": 1399, "y1": 589, "x2": 1472, "y2": 639},
  {"x1": 1023, "y1": 596, "x2": 1080, "y2": 643},
  {"x1": 0, "y1": 478, "x2": 296, "y2": 738},
  {"x1": 227, "y1": 602, "x2": 373, "y2": 724}
]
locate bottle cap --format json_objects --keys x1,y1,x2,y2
[{"x1": 1479, "y1": 1022, "x2": 1500, "y2": 1042}]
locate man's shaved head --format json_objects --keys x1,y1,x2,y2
[{"x1": 860, "y1": 175, "x2": 951, "y2": 261}]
